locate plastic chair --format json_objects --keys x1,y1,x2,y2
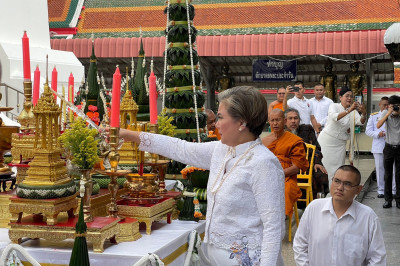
[{"x1": 297, "y1": 143, "x2": 316, "y2": 207}]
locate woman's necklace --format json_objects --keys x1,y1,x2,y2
[{"x1": 210, "y1": 139, "x2": 261, "y2": 194}]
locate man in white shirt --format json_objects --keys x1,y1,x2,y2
[
  {"x1": 283, "y1": 81, "x2": 319, "y2": 133},
  {"x1": 293, "y1": 165, "x2": 386, "y2": 266},
  {"x1": 309, "y1": 84, "x2": 333, "y2": 133},
  {"x1": 365, "y1": 97, "x2": 396, "y2": 198}
]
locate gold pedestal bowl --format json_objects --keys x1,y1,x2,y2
[{"x1": 122, "y1": 173, "x2": 161, "y2": 204}]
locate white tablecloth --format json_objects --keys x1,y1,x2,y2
[{"x1": 0, "y1": 219, "x2": 205, "y2": 266}]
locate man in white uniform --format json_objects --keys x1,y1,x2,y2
[
  {"x1": 293, "y1": 165, "x2": 386, "y2": 266},
  {"x1": 365, "y1": 96, "x2": 396, "y2": 198},
  {"x1": 309, "y1": 84, "x2": 333, "y2": 133},
  {"x1": 283, "y1": 81, "x2": 319, "y2": 133}
]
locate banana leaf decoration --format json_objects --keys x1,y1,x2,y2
[
  {"x1": 165, "y1": 69, "x2": 201, "y2": 88},
  {"x1": 166, "y1": 112, "x2": 207, "y2": 129},
  {"x1": 165, "y1": 90, "x2": 205, "y2": 109},
  {"x1": 69, "y1": 198, "x2": 90, "y2": 266},
  {"x1": 164, "y1": 3, "x2": 195, "y2": 21},
  {"x1": 166, "y1": 47, "x2": 199, "y2": 66},
  {"x1": 166, "y1": 25, "x2": 197, "y2": 43}
]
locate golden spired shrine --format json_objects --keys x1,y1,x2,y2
[
  {"x1": 9, "y1": 79, "x2": 78, "y2": 227},
  {"x1": 118, "y1": 77, "x2": 139, "y2": 166}
]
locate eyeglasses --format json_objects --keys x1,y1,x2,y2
[{"x1": 331, "y1": 177, "x2": 360, "y2": 190}]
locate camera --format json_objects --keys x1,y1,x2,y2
[
  {"x1": 291, "y1": 86, "x2": 300, "y2": 92},
  {"x1": 393, "y1": 105, "x2": 399, "y2": 112}
]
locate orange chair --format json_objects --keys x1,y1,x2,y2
[{"x1": 297, "y1": 143, "x2": 316, "y2": 207}]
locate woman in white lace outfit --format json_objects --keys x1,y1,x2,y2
[
  {"x1": 318, "y1": 86, "x2": 366, "y2": 184},
  {"x1": 118, "y1": 86, "x2": 285, "y2": 266}
]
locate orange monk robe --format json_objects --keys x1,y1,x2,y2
[
  {"x1": 273, "y1": 102, "x2": 284, "y2": 111},
  {"x1": 266, "y1": 131, "x2": 309, "y2": 217}
]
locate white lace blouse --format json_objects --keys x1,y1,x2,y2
[{"x1": 139, "y1": 133, "x2": 285, "y2": 265}]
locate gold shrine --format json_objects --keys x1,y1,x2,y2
[
  {"x1": 118, "y1": 80, "x2": 139, "y2": 165},
  {"x1": 9, "y1": 79, "x2": 78, "y2": 226},
  {"x1": 23, "y1": 81, "x2": 70, "y2": 186}
]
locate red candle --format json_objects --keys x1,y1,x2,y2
[
  {"x1": 68, "y1": 72, "x2": 74, "y2": 102},
  {"x1": 51, "y1": 66, "x2": 58, "y2": 100},
  {"x1": 149, "y1": 71, "x2": 157, "y2": 124},
  {"x1": 32, "y1": 66, "x2": 40, "y2": 106},
  {"x1": 22, "y1": 31, "x2": 31, "y2": 80},
  {"x1": 110, "y1": 66, "x2": 121, "y2": 127}
]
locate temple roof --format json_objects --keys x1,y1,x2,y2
[
  {"x1": 48, "y1": 0, "x2": 400, "y2": 39},
  {"x1": 48, "y1": 0, "x2": 84, "y2": 36}
]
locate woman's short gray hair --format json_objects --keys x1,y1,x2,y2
[{"x1": 218, "y1": 86, "x2": 268, "y2": 137}]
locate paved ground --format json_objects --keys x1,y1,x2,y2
[
  {"x1": 280, "y1": 155, "x2": 398, "y2": 265},
  {"x1": 361, "y1": 181, "x2": 400, "y2": 266}
]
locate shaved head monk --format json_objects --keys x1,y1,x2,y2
[{"x1": 262, "y1": 109, "x2": 309, "y2": 217}]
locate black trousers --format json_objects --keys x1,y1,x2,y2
[{"x1": 383, "y1": 143, "x2": 400, "y2": 202}]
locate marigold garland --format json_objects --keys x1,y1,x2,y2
[{"x1": 180, "y1": 166, "x2": 207, "y2": 179}]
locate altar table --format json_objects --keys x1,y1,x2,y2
[{"x1": 0, "y1": 219, "x2": 205, "y2": 266}]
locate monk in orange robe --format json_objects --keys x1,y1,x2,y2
[
  {"x1": 262, "y1": 109, "x2": 309, "y2": 217},
  {"x1": 268, "y1": 87, "x2": 286, "y2": 115}
]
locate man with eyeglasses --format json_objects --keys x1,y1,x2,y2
[{"x1": 293, "y1": 165, "x2": 386, "y2": 266}]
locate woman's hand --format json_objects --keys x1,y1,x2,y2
[
  {"x1": 349, "y1": 102, "x2": 358, "y2": 112},
  {"x1": 357, "y1": 103, "x2": 366, "y2": 116},
  {"x1": 314, "y1": 164, "x2": 327, "y2": 174}
]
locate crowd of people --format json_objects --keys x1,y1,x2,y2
[{"x1": 109, "y1": 84, "x2": 397, "y2": 265}]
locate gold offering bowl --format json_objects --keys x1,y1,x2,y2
[
  {"x1": 0, "y1": 126, "x2": 20, "y2": 173},
  {"x1": 124, "y1": 173, "x2": 160, "y2": 201}
]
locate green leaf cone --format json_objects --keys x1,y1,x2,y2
[
  {"x1": 83, "y1": 43, "x2": 105, "y2": 122},
  {"x1": 69, "y1": 197, "x2": 90, "y2": 266}
]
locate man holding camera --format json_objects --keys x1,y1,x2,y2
[
  {"x1": 377, "y1": 95, "x2": 400, "y2": 209},
  {"x1": 283, "y1": 81, "x2": 319, "y2": 133}
]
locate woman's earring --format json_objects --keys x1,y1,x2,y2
[{"x1": 239, "y1": 127, "x2": 243, "y2": 132}]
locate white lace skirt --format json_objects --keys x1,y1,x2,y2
[
  {"x1": 318, "y1": 131, "x2": 347, "y2": 184},
  {"x1": 201, "y1": 243, "x2": 284, "y2": 266}
]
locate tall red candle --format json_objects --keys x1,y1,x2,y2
[
  {"x1": 22, "y1": 31, "x2": 31, "y2": 80},
  {"x1": 149, "y1": 71, "x2": 157, "y2": 124},
  {"x1": 68, "y1": 72, "x2": 74, "y2": 102},
  {"x1": 32, "y1": 65, "x2": 40, "y2": 106},
  {"x1": 51, "y1": 66, "x2": 58, "y2": 100},
  {"x1": 110, "y1": 66, "x2": 121, "y2": 127}
]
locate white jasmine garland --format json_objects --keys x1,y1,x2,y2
[
  {"x1": 162, "y1": 0, "x2": 171, "y2": 110},
  {"x1": 186, "y1": 0, "x2": 200, "y2": 143}
]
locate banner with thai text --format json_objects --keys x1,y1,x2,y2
[{"x1": 252, "y1": 59, "x2": 297, "y2": 82}]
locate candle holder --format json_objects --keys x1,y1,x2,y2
[
  {"x1": 144, "y1": 160, "x2": 169, "y2": 193},
  {"x1": 97, "y1": 127, "x2": 130, "y2": 218},
  {"x1": 148, "y1": 124, "x2": 159, "y2": 163},
  {"x1": 17, "y1": 81, "x2": 35, "y2": 133}
]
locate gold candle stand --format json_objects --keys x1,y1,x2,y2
[
  {"x1": 98, "y1": 127, "x2": 130, "y2": 218},
  {"x1": 146, "y1": 123, "x2": 167, "y2": 193},
  {"x1": 17, "y1": 81, "x2": 35, "y2": 133}
]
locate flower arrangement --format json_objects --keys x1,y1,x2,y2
[
  {"x1": 59, "y1": 117, "x2": 99, "y2": 169},
  {"x1": 86, "y1": 105, "x2": 100, "y2": 125}
]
